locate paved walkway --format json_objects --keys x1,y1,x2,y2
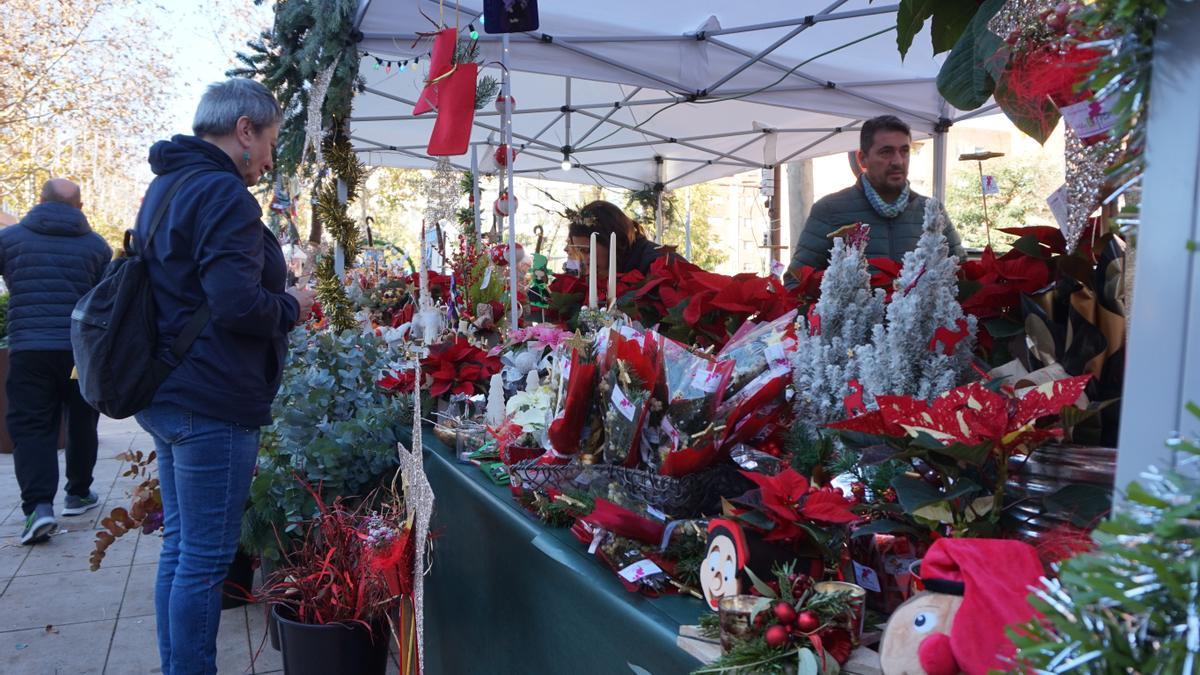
[{"x1": 0, "y1": 416, "x2": 285, "y2": 674}]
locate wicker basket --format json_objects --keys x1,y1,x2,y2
[{"x1": 604, "y1": 463, "x2": 752, "y2": 518}]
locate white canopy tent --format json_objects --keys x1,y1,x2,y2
[{"x1": 350, "y1": 0, "x2": 998, "y2": 193}]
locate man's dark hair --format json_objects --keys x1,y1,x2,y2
[{"x1": 860, "y1": 115, "x2": 911, "y2": 154}]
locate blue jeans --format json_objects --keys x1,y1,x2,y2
[{"x1": 136, "y1": 403, "x2": 259, "y2": 675}]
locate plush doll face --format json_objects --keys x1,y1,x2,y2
[
  {"x1": 701, "y1": 531, "x2": 741, "y2": 610},
  {"x1": 879, "y1": 592, "x2": 963, "y2": 675}
]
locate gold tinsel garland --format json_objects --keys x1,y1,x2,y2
[{"x1": 312, "y1": 129, "x2": 366, "y2": 332}]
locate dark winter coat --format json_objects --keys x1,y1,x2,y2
[
  {"x1": 783, "y1": 183, "x2": 966, "y2": 287},
  {"x1": 621, "y1": 236, "x2": 680, "y2": 275},
  {"x1": 137, "y1": 135, "x2": 298, "y2": 428},
  {"x1": 0, "y1": 203, "x2": 112, "y2": 352}
]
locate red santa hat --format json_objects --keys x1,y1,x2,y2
[{"x1": 920, "y1": 538, "x2": 1045, "y2": 674}]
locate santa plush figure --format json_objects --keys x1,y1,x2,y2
[{"x1": 879, "y1": 538, "x2": 1045, "y2": 675}]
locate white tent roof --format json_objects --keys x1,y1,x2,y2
[{"x1": 351, "y1": 0, "x2": 996, "y2": 189}]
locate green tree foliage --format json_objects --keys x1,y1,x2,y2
[
  {"x1": 626, "y1": 184, "x2": 728, "y2": 271},
  {"x1": 944, "y1": 154, "x2": 1060, "y2": 249},
  {"x1": 1009, "y1": 404, "x2": 1200, "y2": 673}
]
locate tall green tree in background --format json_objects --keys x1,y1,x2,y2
[
  {"x1": 625, "y1": 184, "x2": 728, "y2": 271},
  {"x1": 944, "y1": 154, "x2": 1061, "y2": 249}
]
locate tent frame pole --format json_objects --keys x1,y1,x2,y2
[{"x1": 502, "y1": 34, "x2": 520, "y2": 328}]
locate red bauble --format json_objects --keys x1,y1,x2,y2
[
  {"x1": 760, "y1": 439, "x2": 781, "y2": 457},
  {"x1": 773, "y1": 602, "x2": 797, "y2": 625},
  {"x1": 494, "y1": 144, "x2": 518, "y2": 167},
  {"x1": 796, "y1": 611, "x2": 820, "y2": 633},
  {"x1": 764, "y1": 625, "x2": 790, "y2": 649}
]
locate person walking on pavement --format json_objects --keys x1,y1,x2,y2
[{"x1": 0, "y1": 179, "x2": 112, "y2": 544}]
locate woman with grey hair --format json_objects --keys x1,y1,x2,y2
[{"x1": 132, "y1": 78, "x2": 315, "y2": 675}]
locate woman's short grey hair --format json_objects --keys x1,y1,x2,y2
[{"x1": 192, "y1": 78, "x2": 283, "y2": 137}]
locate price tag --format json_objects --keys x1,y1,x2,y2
[
  {"x1": 480, "y1": 264, "x2": 493, "y2": 290},
  {"x1": 853, "y1": 560, "x2": 883, "y2": 593},
  {"x1": 691, "y1": 368, "x2": 722, "y2": 393},
  {"x1": 1046, "y1": 185, "x2": 1069, "y2": 233},
  {"x1": 611, "y1": 384, "x2": 637, "y2": 421},
  {"x1": 661, "y1": 417, "x2": 682, "y2": 451},
  {"x1": 763, "y1": 342, "x2": 790, "y2": 375},
  {"x1": 1059, "y1": 95, "x2": 1117, "y2": 140},
  {"x1": 618, "y1": 559, "x2": 664, "y2": 583}
]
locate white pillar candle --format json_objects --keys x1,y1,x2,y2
[
  {"x1": 608, "y1": 231, "x2": 617, "y2": 309},
  {"x1": 588, "y1": 232, "x2": 598, "y2": 309}
]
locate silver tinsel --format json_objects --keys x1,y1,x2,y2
[
  {"x1": 421, "y1": 157, "x2": 461, "y2": 232},
  {"x1": 1064, "y1": 128, "x2": 1120, "y2": 253},
  {"x1": 988, "y1": 0, "x2": 1055, "y2": 39},
  {"x1": 398, "y1": 356, "x2": 434, "y2": 673},
  {"x1": 301, "y1": 55, "x2": 341, "y2": 171}
]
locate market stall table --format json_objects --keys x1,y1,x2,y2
[{"x1": 420, "y1": 428, "x2": 705, "y2": 675}]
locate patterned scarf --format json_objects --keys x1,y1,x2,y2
[{"x1": 861, "y1": 174, "x2": 911, "y2": 220}]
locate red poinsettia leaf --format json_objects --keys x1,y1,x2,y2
[
  {"x1": 800, "y1": 489, "x2": 860, "y2": 524},
  {"x1": 1014, "y1": 375, "x2": 1091, "y2": 425},
  {"x1": 998, "y1": 226, "x2": 1066, "y2": 253}
]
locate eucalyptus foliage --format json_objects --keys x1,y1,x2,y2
[{"x1": 241, "y1": 327, "x2": 412, "y2": 560}]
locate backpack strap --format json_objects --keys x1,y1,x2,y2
[
  {"x1": 169, "y1": 303, "x2": 211, "y2": 362},
  {"x1": 143, "y1": 167, "x2": 209, "y2": 250},
  {"x1": 142, "y1": 168, "x2": 213, "y2": 363}
]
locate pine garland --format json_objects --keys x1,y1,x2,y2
[
  {"x1": 232, "y1": 0, "x2": 365, "y2": 330},
  {"x1": 1008, "y1": 406, "x2": 1200, "y2": 673}
]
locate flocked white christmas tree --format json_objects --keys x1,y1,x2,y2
[
  {"x1": 855, "y1": 198, "x2": 977, "y2": 404},
  {"x1": 485, "y1": 373, "x2": 507, "y2": 427},
  {"x1": 791, "y1": 226, "x2": 886, "y2": 433}
]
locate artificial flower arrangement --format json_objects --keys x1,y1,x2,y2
[
  {"x1": 695, "y1": 562, "x2": 859, "y2": 675},
  {"x1": 420, "y1": 335, "x2": 502, "y2": 399}
]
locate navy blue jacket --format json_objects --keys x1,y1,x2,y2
[
  {"x1": 0, "y1": 203, "x2": 112, "y2": 352},
  {"x1": 138, "y1": 135, "x2": 299, "y2": 428}
]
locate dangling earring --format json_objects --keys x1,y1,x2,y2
[{"x1": 242, "y1": 151, "x2": 251, "y2": 167}]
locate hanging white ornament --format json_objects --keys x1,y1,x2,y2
[
  {"x1": 494, "y1": 94, "x2": 516, "y2": 114},
  {"x1": 494, "y1": 192, "x2": 518, "y2": 217}
]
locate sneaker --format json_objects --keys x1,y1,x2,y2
[
  {"x1": 62, "y1": 491, "x2": 101, "y2": 517},
  {"x1": 20, "y1": 504, "x2": 57, "y2": 545}
]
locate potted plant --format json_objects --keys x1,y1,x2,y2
[
  {"x1": 259, "y1": 486, "x2": 415, "y2": 675},
  {"x1": 241, "y1": 327, "x2": 412, "y2": 563}
]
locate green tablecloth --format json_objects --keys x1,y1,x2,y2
[{"x1": 421, "y1": 429, "x2": 705, "y2": 675}]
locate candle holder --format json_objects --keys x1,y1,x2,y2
[
  {"x1": 717, "y1": 595, "x2": 767, "y2": 652},
  {"x1": 812, "y1": 581, "x2": 867, "y2": 644}
]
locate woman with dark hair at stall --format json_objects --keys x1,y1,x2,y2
[{"x1": 565, "y1": 200, "x2": 683, "y2": 276}]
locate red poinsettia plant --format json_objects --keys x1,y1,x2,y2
[
  {"x1": 636, "y1": 258, "x2": 802, "y2": 349},
  {"x1": 420, "y1": 335, "x2": 502, "y2": 398},
  {"x1": 725, "y1": 468, "x2": 860, "y2": 561},
  {"x1": 827, "y1": 375, "x2": 1092, "y2": 536}
]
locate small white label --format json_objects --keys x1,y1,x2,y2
[
  {"x1": 618, "y1": 559, "x2": 664, "y2": 583},
  {"x1": 1059, "y1": 95, "x2": 1117, "y2": 140},
  {"x1": 770, "y1": 260, "x2": 786, "y2": 277},
  {"x1": 480, "y1": 265, "x2": 493, "y2": 290},
  {"x1": 661, "y1": 417, "x2": 682, "y2": 451},
  {"x1": 612, "y1": 384, "x2": 637, "y2": 421},
  {"x1": 853, "y1": 561, "x2": 883, "y2": 593},
  {"x1": 981, "y1": 175, "x2": 999, "y2": 195},
  {"x1": 691, "y1": 368, "x2": 722, "y2": 393},
  {"x1": 1047, "y1": 185, "x2": 1069, "y2": 234},
  {"x1": 645, "y1": 506, "x2": 668, "y2": 522},
  {"x1": 763, "y1": 343, "x2": 790, "y2": 375}
]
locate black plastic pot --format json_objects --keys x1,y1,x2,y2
[
  {"x1": 271, "y1": 604, "x2": 389, "y2": 675},
  {"x1": 221, "y1": 549, "x2": 257, "y2": 610}
]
